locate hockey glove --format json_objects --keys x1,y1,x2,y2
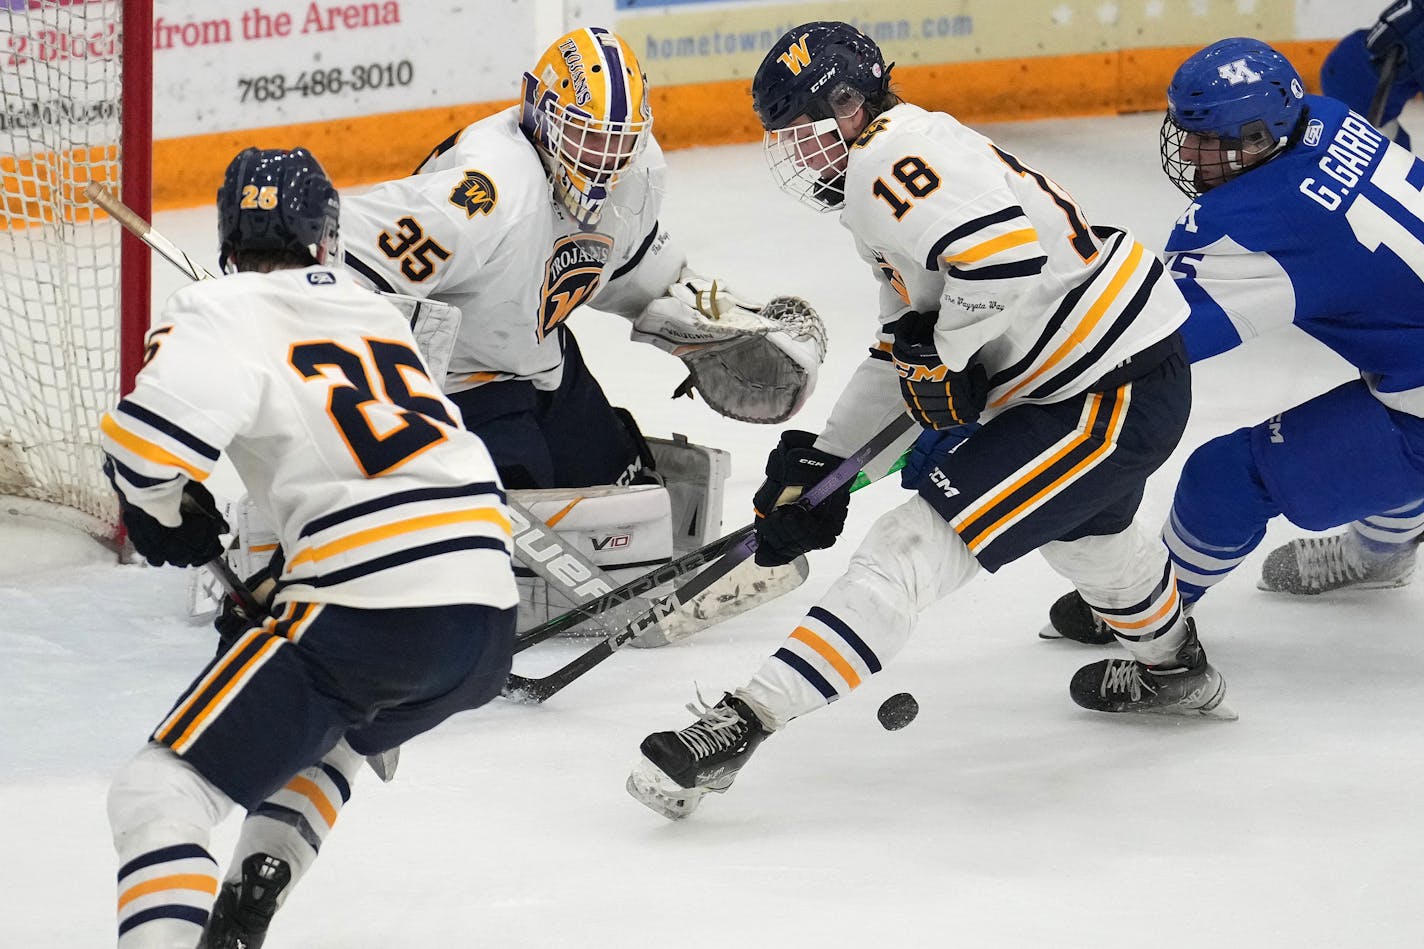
[
  {"x1": 119, "y1": 479, "x2": 228, "y2": 569},
  {"x1": 752, "y1": 430, "x2": 850, "y2": 567},
  {"x1": 1369, "y1": 1, "x2": 1424, "y2": 79},
  {"x1": 891, "y1": 309, "x2": 990, "y2": 431},
  {"x1": 900, "y1": 423, "x2": 980, "y2": 489}
]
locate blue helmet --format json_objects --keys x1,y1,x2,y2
[
  {"x1": 217, "y1": 147, "x2": 340, "y2": 273},
  {"x1": 1161, "y1": 38, "x2": 1306, "y2": 196},
  {"x1": 752, "y1": 22, "x2": 891, "y2": 131}
]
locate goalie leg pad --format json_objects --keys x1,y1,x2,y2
[
  {"x1": 185, "y1": 493, "x2": 280, "y2": 623},
  {"x1": 511, "y1": 484, "x2": 673, "y2": 633},
  {"x1": 646, "y1": 434, "x2": 731, "y2": 555}
]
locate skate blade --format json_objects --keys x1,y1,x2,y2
[
  {"x1": 626, "y1": 757, "x2": 710, "y2": 821},
  {"x1": 1257, "y1": 575, "x2": 1413, "y2": 595}
]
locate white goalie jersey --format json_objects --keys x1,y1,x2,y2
[
  {"x1": 817, "y1": 103, "x2": 1188, "y2": 458},
  {"x1": 100, "y1": 267, "x2": 518, "y2": 612},
  {"x1": 339, "y1": 106, "x2": 686, "y2": 394}
]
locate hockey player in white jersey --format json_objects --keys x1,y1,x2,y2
[
  {"x1": 627, "y1": 21, "x2": 1228, "y2": 821},
  {"x1": 331, "y1": 26, "x2": 827, "y2": 631},
  {"x1": 102, "y1": 147, "x2": 518, "y2": 948}
]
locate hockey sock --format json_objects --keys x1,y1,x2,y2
[
  {"x1": 222, "y1": 740, "x2": 363, "y2": 904},
  {"x1": 740, "y1": 496, "x2": 979, "y2": 728}
]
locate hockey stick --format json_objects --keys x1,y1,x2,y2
[
  {"x1": 204, "y1": 555, "x2": 265, "y2": 618},
  {"x1": 85, "y1": 181, "x2": 215, "y2": 281},
  {"x1": 1369, "y1": 42, "x2": 1404, "y2": 127},
  {"x1": 502, "y1": 413, "x2": 916, "y2": 703},
  {"x1": 508, "y1": 441, "x2": 917, "y2": 653}
]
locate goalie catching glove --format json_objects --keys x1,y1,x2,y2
[
  {"x1": 632, "y1": 270, "x2": 827, "y2": 423},
  {"x1": 891, "y1": 309, "x2": 990, "y2": 431},
  {"x1": 752, "y1": 430, "x2": 851, "y2": 567}
]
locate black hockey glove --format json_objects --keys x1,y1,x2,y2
[
  {"x1": 1369, "y1": 0, "x2": 1424, "y2": 78},
  {"x1": 891, "y1": 309, "x2": 990, "y2": 431},
  {"x1": 118, "y1": 478, "x2": 228, "y2": 569},
  {"x1": 214, "y1": 547, "x2": 283, "y2": 655},
  {"x1": 752, "y1": 430, "x2": 850, "y2": 567}
]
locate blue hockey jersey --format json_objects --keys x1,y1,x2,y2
[{"x1": 1166, "y1": 94, "x2": 1424, "y2": 418}]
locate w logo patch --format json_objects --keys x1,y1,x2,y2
[{"x1": 1217, "y1": 59, "x2": 1262, "y2": 85}]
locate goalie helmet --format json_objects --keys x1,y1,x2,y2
[
  {"x1": 217, "y1": 147, "x2": 340, "y2": 273},
  {"x1": 520, "y1": 27, "x2": 652, "y2": 228},
  {"x1": 1160, "y1": 37, "x2": 1306, "y2": 197},
  {"x1": 751, "y1": 21, "x2": 892, "y2": 211}
]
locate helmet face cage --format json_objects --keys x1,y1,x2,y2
[
  {"x1": 1160, "y1": 114, "x2": 1279, "y2": 198},
  {"x1": 1159, "y1": 37, "x2": 1305, "y2": 198},
  {"x1": 763, "y1": 114, "x2": 851, "y2": 211},
  {"x1": 520, "y1": 28, "x2": 652, "y2": 227},
  {"x1": 752, "y1": 22, "x2": 889, "y2": 209},
  {"x1": 217, "y1": 146, "x2": 340, "y2": 273}
]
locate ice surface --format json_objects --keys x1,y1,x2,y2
[{"x1": 3, "y1": 110, "x2": 1421, "y2": 948}]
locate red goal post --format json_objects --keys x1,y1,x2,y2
[{"x1": 1, "y1": 0, "x2": 151, "y2": 544}]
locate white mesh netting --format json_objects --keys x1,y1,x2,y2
[{"x1": 1, "y1": 1, "x2": 125, "y2": 540}]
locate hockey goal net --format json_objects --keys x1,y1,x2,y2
[{"x1": 1, "y1": 0, "x2": 149, "y2": 542}]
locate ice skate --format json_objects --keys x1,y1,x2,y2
[
  {"x1": 1069, "y1": 620, "x2": 1236, "y2": 720},
  {"x1": 197, "y1": 853, "x2": 291, "y2": 949},
  {"x1": 1038, "y1": 590, "x2": 1117, "y2": 645},
  {"x1": 627, "y1": 691, "x2": 771, "y2": 820},
  {"x1": 1257, "y1": 531, "x2": 1417, "y2": 595}
]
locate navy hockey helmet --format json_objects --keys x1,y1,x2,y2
[
  {"x1": 752, "y1": 21, "x2": 892, "y2": 131},
  {"x1": 1160, "y1": 37, "x2": 1306, "y2": 197},
  {"x1": 217, "y1": 147, "x2": 340, "y2": 273},
  {"x1": 753, "y1": 22, "x2": 892, "y2": 211}
]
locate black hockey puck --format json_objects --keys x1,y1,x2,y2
[{"x1": 877, "y1": 692, "x2": 919, "y2": 730}]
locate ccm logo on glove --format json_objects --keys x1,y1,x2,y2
[{"x1": 891, "y1": 309, "x2": 990, "y2": 430}]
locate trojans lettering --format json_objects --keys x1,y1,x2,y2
[{"x1": 539, "y1": 233, "x2": 613, "y2": 339}]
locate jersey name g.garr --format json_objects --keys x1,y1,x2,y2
[{"x1": 1299, "y1": 112, "x2": 1386, "y2": 211}]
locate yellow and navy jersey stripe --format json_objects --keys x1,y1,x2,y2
[
  {"x1": 988, "y1": 228, "x2": 1164, "y2": 408},
  {"x1": 100, "y1": 397, "x2": 221, "y2": 484},
  {"x1": 926, "y1": 204, "x2": 1054, "y2": 282},
  {"x1": 772, "y1": 605, "x2": 884, "y2": 701},
  {"x1": 952, "y1": 383, "x2": 1130, "y2": 559},
  {"x1": 283, "y1": 481, "x2": 511, "y2": 590}
]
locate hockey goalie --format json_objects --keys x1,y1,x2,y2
[{"x1": 203, "y1": 26, "x2": 829, "y2": 644}]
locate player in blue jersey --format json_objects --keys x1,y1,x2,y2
[
  {"x1": 1049, "y1": 38, "x2": 1424, "y2": 666},
  {"x1": 1321, "y1": 2, "x2": 1424, "y2": 149}
]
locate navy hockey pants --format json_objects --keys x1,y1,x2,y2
[
  {"x1": 915, "y1": 334, "x2": 1192, "y2": 572},
  {"x1": 449, "y1": 327, "x2": 643, "y2": 489},
  {"x1": 152, "y1": 601, "x2": 515, "y2": 810}
]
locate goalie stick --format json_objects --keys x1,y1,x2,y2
[
  {"x1": 508, "y1": 440, "x2": 916, "y2": 654},
  {"x1": 503, "y1": 413, "x2": 916, "y2": 703}
]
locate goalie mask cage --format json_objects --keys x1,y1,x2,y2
[{"x1": 1, "y1": 0, "x2": 151, "y2": 544}]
